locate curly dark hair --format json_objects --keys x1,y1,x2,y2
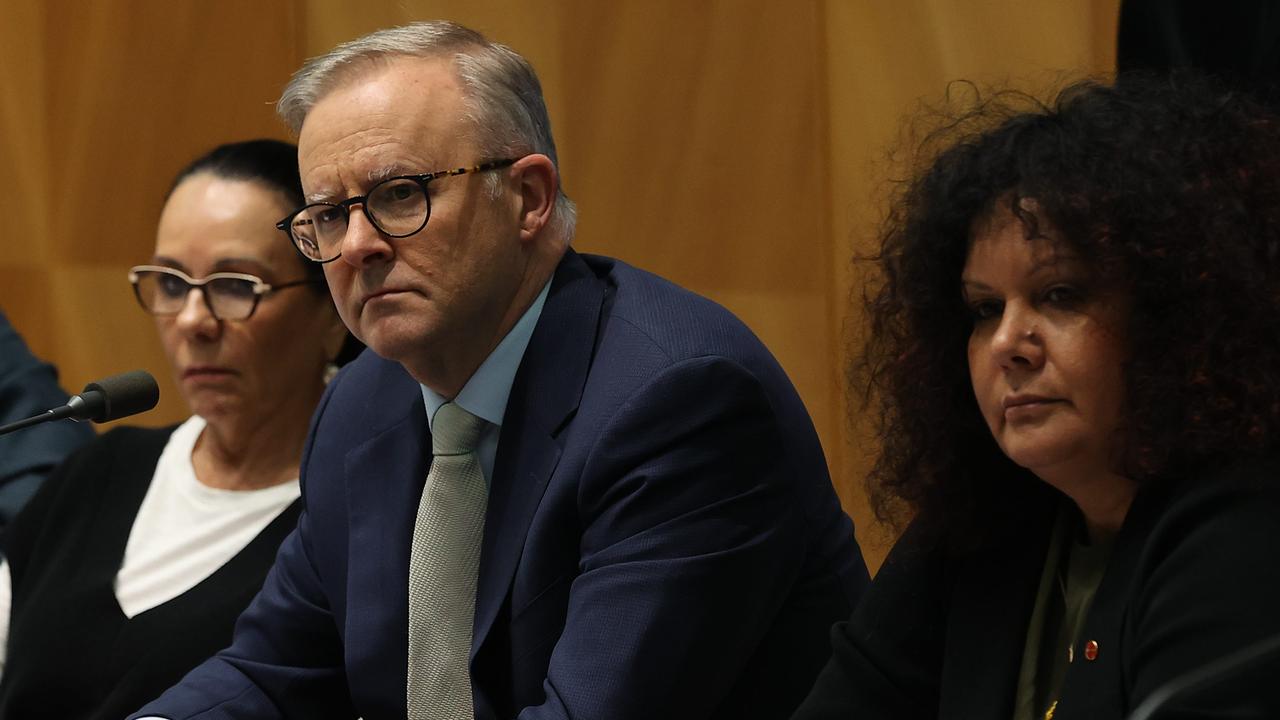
[{"x1": 860, "y1": 74, "x2": 1280, "y2": 542}]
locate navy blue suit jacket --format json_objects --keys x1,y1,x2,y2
[
  {"x1": 134, "y1": 252, "x2": 868, "y2": 720},
  {"x1": 0, "y1": 308, "x2": 93, "y2": 528}
]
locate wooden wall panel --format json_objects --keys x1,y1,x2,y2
[
  {"x1": 3, "y1": 0, "x2": 1120, "y2": 571},
  {"x1": 0, "y1": 0, "x2": 52, "y2": 267},
  {"x1": 0, "y1": 0, "x2": 304, "y2": 427}
]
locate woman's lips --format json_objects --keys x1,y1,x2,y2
[{"x1": 1003, "y1": 396, "x2": 1064, "y2": 421}]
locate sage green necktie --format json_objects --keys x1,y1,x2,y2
[{"x1": 407, "y1": 402, "x2": 488, "y2": 719}]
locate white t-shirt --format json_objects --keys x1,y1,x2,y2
[{"x1": 0, "y1": 415, "x2": 301, "y2": 674}]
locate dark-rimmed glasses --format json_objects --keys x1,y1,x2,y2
[
  {"x1": 275, "y1": 158, "x2": 519, "y2": 263},
  {"x1": 128, "y1": 265, "x2": 317, "y2": 321}
]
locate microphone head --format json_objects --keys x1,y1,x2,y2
[{"x1": 80, "y1": 370, "x2": 160, "y2": 423}]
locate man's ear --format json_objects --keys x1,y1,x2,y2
[{"x1": 512, "y1": 154, "x2": 557, "y2": 242}]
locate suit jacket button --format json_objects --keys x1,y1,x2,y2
[{"x1": 1084, "y1": 640, "x2": 1099, "y2": 661}]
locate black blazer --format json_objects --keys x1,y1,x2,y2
[{"x1": 792, "y1": 456, "x2": 1280, "y2": 720}]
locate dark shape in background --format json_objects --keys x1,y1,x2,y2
[{"x1": 1118, "y1": 0, "x2": 1280, "y2": 107}]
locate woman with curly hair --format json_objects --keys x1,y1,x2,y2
[{"x1": 792, "y1": 75, "x2": 1280, "y2": 720}]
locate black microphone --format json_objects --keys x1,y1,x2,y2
[{"x1": 0, "y1": 370, "x2": 160, "y2": 437}]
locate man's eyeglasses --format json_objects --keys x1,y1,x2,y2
[
  {"x1": 275, "y1": 158, "x2": 519, "y2": 263},
  {"x1": 128, "y1": 265, "x2": 317, "y2": 321}
]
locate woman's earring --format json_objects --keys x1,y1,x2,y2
[{"x1": 323, "y1": 361, "x2": 340, "y2": 385}]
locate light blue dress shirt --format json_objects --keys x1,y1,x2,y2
[{"x1": 419, "y1": 280, "x2": 551, "y2": 486}]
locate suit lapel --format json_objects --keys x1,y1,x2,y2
[
  {"x1": 342, "y1": 361, "x2": 430, "y2": 701},
  {"x1": 472, "y1": 251, "x2": 607, "y2": 655}
]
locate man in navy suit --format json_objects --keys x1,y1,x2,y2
[{"x1": 134, "y1": 20, "x2": 867, "y2": 720}]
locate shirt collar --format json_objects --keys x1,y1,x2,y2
[{"x1": 421, "y1": 279, "x2": 551, "y2": 430}]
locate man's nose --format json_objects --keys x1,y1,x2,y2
[{"x1": 340, "y1": 207, "x2": 395, "y2": 269}]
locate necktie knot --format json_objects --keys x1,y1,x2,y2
[{"x1": 431, "y1": 402, "x2": 486, "y2": 456}]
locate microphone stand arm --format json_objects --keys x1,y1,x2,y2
[
  {"x1": 0, "y1": 391, "x2": 101, "y2": 437},
  {"x1": 0, "y1": 406, "x2": 74, "y2": 437}
]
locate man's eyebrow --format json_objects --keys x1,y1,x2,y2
[
  {"x1": 368, "y1": 164, "x2": 415, "y2": 185},
  {"x1": 305, "y1": 188, "x2": 337, "y2": 204},
  {"x1": 304, "y1": 164, "x2": 423, "y2": 203}
]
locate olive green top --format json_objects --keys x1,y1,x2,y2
[{"x1": 1012, "y1": 504, "x2": 1114, "y2": 720}]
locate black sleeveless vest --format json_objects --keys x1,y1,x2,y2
[{"x1": 0, "y1": 426, "x2": 301, "y2": 720}]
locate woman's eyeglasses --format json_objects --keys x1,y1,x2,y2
[{"x1": 128, "y1": 265, "x2": 317, "y2": 321}]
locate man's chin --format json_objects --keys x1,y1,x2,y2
[{"x1": 359, "y1": 325, "x2": 429, "y2": 367}]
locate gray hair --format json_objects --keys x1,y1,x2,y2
[{"x1": 277, "y1": 20, "x2": 576, "y2": 241}]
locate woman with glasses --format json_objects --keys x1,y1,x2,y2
[
  {"x1": 792, "y1": 75, "x2": 1280, "y2": 720},
  {"x1": 0, "y1": 139, "x2": 355, "y2": 719}
]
